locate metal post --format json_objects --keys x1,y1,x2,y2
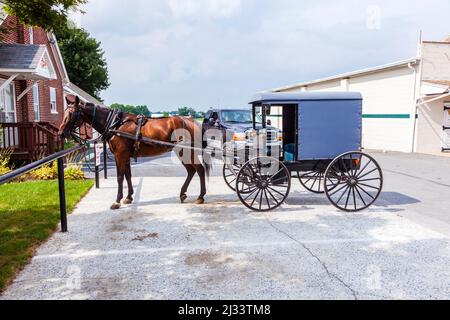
[
  {"x1": 94, "y1": 143, "x2": 100, "y2": 189},
  {"x1": 57, "y1": 158, "x2": 68, "y2": 233},
  {"x1": 103, "y1": 140, "x2": 108, "y2": 180}
]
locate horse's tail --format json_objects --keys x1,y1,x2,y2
[{"x1": 180, "y1": 117, "x2": 212, "y2": 180}]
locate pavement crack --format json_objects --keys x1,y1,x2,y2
[{"x1": 265, "y1": 218, "x2": 359, "y2": 300}]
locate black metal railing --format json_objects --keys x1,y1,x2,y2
[{"x1": 0, "y1": 145, "x2": 86, "y2": 233}]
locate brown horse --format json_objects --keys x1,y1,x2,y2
[{"x1": 59, "y1": 96, "x2": 211, "y2": 210}]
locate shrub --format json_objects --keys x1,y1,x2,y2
[
  {"x1": 64, "y1": 164, "x2": 85, "y2": 180},
  {"x1": 30, "y1": 163, "x2": 57, "y2": 180},
  {"x1": 0, "y1": 147, "x2": 13, "y2": 176},
  {"x1": 0, "y1": 165, "x2": 11, "y2": 176}
]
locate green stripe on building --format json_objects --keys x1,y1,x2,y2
[{"x1": 362, "y1": 114, "x2": 412, "y2": 119}]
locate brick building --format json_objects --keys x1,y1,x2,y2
[{"x1": 0, "y1": 8, "x2": 100, "y2": 161}]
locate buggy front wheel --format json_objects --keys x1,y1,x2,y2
[
  {"x1": 324, "y1": 152, "x2": 383, "y2": 212},
  {"x1": 236, "y1": 157, "x2": 291, "y2": 212},
  {"x1": 223, "y1": 163, "x2": 242, "y2": 192}
]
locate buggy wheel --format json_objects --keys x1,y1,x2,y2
[
  {"x1": 236, "y1": 157, "x2": 291, "y2": 212},
  {"x1": 324, "y1": 152, "x2": 383, "y2": 212},
  {"x1": 223, "y1": 163, "x2": 242, "y2": 192},
  {"x1": 299, "y1": 171, "x2": 325, "y2": 194}
]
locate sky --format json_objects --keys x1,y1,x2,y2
[{"x1": 72, "y1": 0, "x2": 450, "y2": 112}]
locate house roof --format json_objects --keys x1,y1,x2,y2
[
  {"x1": 271, "y1": 58, "x2": 419, "y2": 92},
  {"x1": 64, "y1": 82, "x2": 103, "y2": 106},
  {"x1": 0, "y1": 43, "x2": 57, "y2": 80},
  {"x1": 0, "y1": 44, "x2": 47, "y2": 69},
  {"x1": 250, "y1": 92, "x2": 362, "y2": 104}
]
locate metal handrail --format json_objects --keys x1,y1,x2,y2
[{"x1": 0, "y1": 144, "x2": 86, "y2": 232}]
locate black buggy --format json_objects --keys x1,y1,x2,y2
[{"x1": 223, "y1": 92, "x2": 383, "y2": 212}]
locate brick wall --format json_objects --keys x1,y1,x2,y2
[{"x1": 1, "y1": 16, "x2": 64, "y2": 128}]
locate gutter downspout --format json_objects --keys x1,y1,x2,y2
[
  {"x1": 408, "y1": 61, "x2": 419, "y2": 153},
  {"x1": 409, "y1": 32, "x2": 423, "y2": 153}
]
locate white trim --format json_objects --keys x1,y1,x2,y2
[
  {"x1": 49, "y1": 32, "x2": 70, "y2": 83},
  {"x1": 0, "y1": 74, "x2": 18, "y2": 92},
  {"x1": 29, "y1": 27, "x2": 34, "y2": 45},
  {"x1": 49, "y1": 86, "x2": 58, "y2": 114},
  {"x1": 417, "y1": 92, "x2": 450, "y2": 106},
  {"x1": 0, "y1": 78, "x2": 17, "y2": 123},
  {"x1": 32, "y1": 83, "x2": 40, "y2": 122},
  {"x1": 272, "y1": 58, "x2": 419, "y2": 92},
  {"x1": 17, "y1": 80, "x2": 38, "y2": 101}
]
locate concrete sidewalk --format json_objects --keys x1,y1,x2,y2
[{"x1": 2, "y1": 173, "x2": 450, "y2": 300}]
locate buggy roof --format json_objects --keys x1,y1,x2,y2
[{"x1": 249, "y1": 92, "x2": 362, "y2": 104}]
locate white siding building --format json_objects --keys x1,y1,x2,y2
[{"x1": 271, "y1": 37, "x2": 450, "y2": 155}]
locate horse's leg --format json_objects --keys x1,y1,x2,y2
[
  {"x1": 123, "y1": 159, "x2": 134, "y2": 205},
  {"x1": 194, "y1": 164, "x2": 206, "y2": 205},
  {"x1": 111, "y1": 155, "x2": 128, "y2": 210},
  {"x1": 180, "y1": 164, "x2": 196, "y2": 203}
]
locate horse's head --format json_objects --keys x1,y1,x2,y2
[{"x1": 58, "y1": 95, "x2": 85, "y2": 138}]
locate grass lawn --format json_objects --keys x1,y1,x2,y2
[{"x1": 0, "y1": 180, "x2": 94, "y2": 292}]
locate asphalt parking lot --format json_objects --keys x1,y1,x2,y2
[{"x1": 2, "y1": 151, "x2": 450, "y2": 300}]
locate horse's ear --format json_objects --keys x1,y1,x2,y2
[
  {"x1": 75, "y1": 96, "x2": 80, "y2": 105},
  {"x1": 65, "y1": 96, "x2": 71, "y2": 105}
]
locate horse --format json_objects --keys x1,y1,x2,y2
[{"x1": 58, "y1": 96, "x2": 211, "y2": 210}]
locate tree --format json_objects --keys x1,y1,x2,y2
[
  {"x1": 135, "y1": 105, "x2": 150, "y2": 117},
  {"x1": 2, "y1": 0, "x2": 87, "y2": 31},
  {"x1": 55, "y1": 27, "x2": 110, "y2": 101},
  {"x1": 178, "y1": 107, "x2": 196, "y2": 117},
  {"x1": 111, "y1": 103, "x2": 151, "y2": 116}
]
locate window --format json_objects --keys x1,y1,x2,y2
[
  {"x1": 32, "y1": 84, "x2": 40, "y2": 122},
  {"x1": 0, "y1": 80, "x2": 16, "y2": 123},
  {"x1": 29, "y1": 27, "x2": 34, "y2": 44},
  {"x1": 50, "y1": 87, "x2": 57, "y2": 113}
]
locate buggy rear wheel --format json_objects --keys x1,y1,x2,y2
[
  {"x1": 324, "y1": 152, "x2": 383, "y2": 212},
  {"x1": 299, "y1": 171, "x2": 325, "y2": 194},
  {"x1": 236, "y1": 157, "x2": 291, "y2": 212}
]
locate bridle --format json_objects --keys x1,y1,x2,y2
[{"x1": 65, "y1": 102, "x2": 122, "y2": 145}]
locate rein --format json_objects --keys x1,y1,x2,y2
[{"x1": 67, "y1": 104, "x2": 121, "y2": 146}]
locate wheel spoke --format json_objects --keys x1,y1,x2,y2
[
  {"x1": 352, "y1": 187, "x2": 357, "y2": 211},
  {"x1": 359, "y1": 177, "x2": 381, "y2": 182},
  {"x1": 264, "y1": 189, "x2": 271, "y2": 208},
  {"x1": 355, "y1": 184, "x2": 375, "y2": 200},
  {"x1": 301, "y1": 172, "x2": 319, "y2": 185},
  {"x1": 267, "y1": 186, "x2": 286, "y2": 198},
  {"x1": 310, "y1": 174, "x2": 319, "y2": 191},
  {"x1": 269, "y1": 168, "x2": 285, "y2": 180},
  {"x1": 272, "y1": 176, "x2": 290, "y2": 184},
  {"x1": 329, "y1": 183, "x2": 349, "y2": 197},
  {"x1": 243, "y1": 187, "x2": 259, "y2": 200},
  {"x1": 266, "y1": 188, "x2": 281, "y2": 205},
  {"x1": 250, "y1": 189, "x2": 262, "y2": 207},
  {"x1": 358, "y1": 183, "x2": 380, "y2": 190},
  {"x1": 344, "y1": 186, "x2": 352, "y2": 209},
  {"x1": 358, "y1": 168, "x2": 378, "y2": 180},
  {"x1": 336, "y1": 185, "x2": 350, "y2": 204},
  {"x1": 356, "y1": 159, "x2": 373, "y2": 178},
  {"x1": 355, "y1": 185, "x2": 367, "y2": 207},
  {"x1": 259, "y1": 190, "x2": 264, "y2": 210}
]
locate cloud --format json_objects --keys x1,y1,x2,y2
[
  {"x1": 168, "y1": 0, "x2": 241, "y2": 19},
  {"x1": 77, "y1": 0, "x2": 450, "y2": 110}
]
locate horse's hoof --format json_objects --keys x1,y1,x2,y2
[
  {"x1": 180, "y1": 194, "x2": 188, "y2": 203},
  {"x1": 195, "y1": 198, "x2": 205, "y2": 205},
  {"x1": 111, "y1": 202, "x2": 121, "y2": 210},
  {"x1": 123, "y1": 198, "x2": 133, "y2": 205}
]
